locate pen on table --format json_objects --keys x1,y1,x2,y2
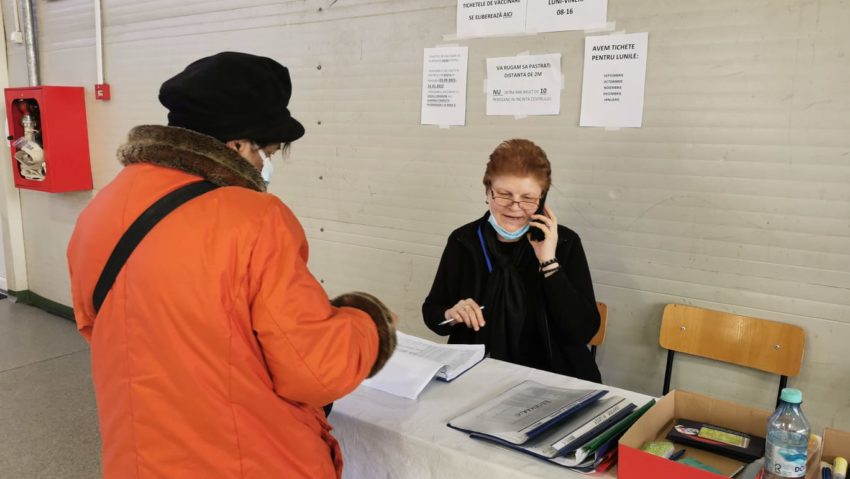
[
  {"x1": 668, "y1": 449, "x2": 686, "y2": 461},
  {"x1": 439, "y1": 306, "x2": 484, "y2": 326}
]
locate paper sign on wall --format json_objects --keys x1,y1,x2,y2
[
  {"x1": 526, "y1": 0, "x2": 607, "y2": 33},
  {"x1": 421, "y1": 47, "x2": 469, "y2": 126},
  {"x1": 580, "y1": 32, "x2": 649, "y2": 128},
  {"x1": 457, "y1": 0, "x2": 528, "y2": 39},
  {"x1": 486, "y1": 53, "x2": 562, "y2": 116}
]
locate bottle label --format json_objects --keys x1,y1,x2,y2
[{"x1": 765, "y1": 441, "x2": 807, "y2": 478}]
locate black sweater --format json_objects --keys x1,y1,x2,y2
[{"x1": 422, "y1": 215, "x2": 602, "y2": 382}]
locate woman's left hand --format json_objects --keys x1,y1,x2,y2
[{"x1": 528, "y1": 204, "x2": 558, "y2": 264}]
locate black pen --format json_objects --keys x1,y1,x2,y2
[{"x1": 669, "y1": 449, "x2": 686, "y2": 461}]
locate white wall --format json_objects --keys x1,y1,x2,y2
[
  {"x1": 2, "y1": 0, "x2": 848, "y2": 431},
  {"x1": 0, "y1": 5, "x2": 23, "y2": 293},
  {"x1": 0, "y1": 214, "x2": 6, "y2": 290}
]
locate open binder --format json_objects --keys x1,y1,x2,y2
[{"x1": 361, "y1": 331, "x2": 486, "y2": 399}]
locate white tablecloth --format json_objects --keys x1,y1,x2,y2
[{"x1": 329, "y1": 358, "x2": 654, "y2": 479}]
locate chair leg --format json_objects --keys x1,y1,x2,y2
[
  {"x1": 663, "y1": 350, "x2": 675, "y2": 395},
  {"x1": 777, "y1": 376, "x2": 788, "y2": 408},
  {"x1": 591, "y1": 345, "x2": 597, "y2": 358}
]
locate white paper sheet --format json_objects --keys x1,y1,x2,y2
[
  {"x1": 526, "y1": 0, "x2": 607, "y2": 33},
  {"x1": 421, "y1": 46, "x2": 469, "y2": 126},
  {"x1": 457, "y1": 0, "x2": 528, "y2": 39},
  {"x1": 362, "y1": 352, "x2": 443, "y2": 400},
  {"x1": 579, "y1": 32, "x2": 649, "y2": 128},
  {"x1": 361, "y1": 332, "x2": 485, "y2": 399},
  {"x1": 486, "y1": 53, "x2": 562, "y2": 116}
]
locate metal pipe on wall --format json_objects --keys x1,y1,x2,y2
[
  {"x1": 10, "y1": 0, "x2": 24, "y2": 43},
  {"x1": 20, "y1": 0, "x2": 40, "y2": 86},
  {"x1": 95, "y1": 0, "x2": 104, "y2": 84}
]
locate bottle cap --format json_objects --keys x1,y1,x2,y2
[
  {"x1": 835, "y1": 457, "x2": 848, "y2": 475},
  {"x1": 780, "y1": 388, "x2": 803, "y2": 404}
]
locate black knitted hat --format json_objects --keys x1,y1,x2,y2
[{"x1": 159, "y1": 51, "x2": 305, "y2": 144}]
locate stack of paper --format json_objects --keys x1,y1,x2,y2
[
  {"x1": 447, "y1": 380, "x2": 655, "y2": 472},
  {"x1": 361, "y1": 331, "x2": 486, "y2": 399}
]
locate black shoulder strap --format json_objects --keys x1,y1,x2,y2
[{"x1": 93, "y1": 180, "x2": 220, "y2": 314}]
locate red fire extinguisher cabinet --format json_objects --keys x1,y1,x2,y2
[{"x1": 5, "y1": 86, "x2": 93, "y2": 192}]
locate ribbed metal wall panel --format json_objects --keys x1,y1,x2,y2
[{"x1": 3, "y1": 0, "x2": 848, "y2": 429}]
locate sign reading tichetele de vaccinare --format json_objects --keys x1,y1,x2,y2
[{"x1": 457, "y1": 0, "x2": 527, "y2": 39}]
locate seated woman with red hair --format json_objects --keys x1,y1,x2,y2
[{"x1": 422, "y1": 139, "x2": 601, "y2": 382}]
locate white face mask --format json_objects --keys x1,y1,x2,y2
[{"x1": 256, "y1": 147, "x2": 274, "y2": 186}]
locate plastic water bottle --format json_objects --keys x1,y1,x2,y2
[{"x1": 764, "y1": 388, "x2": 811, "y2": 478}]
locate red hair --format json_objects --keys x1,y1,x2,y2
[{"x1": 483, "y1": 139, "x2": 551, "y2": 192}]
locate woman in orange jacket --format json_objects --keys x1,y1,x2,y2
[{"x1": 67, "y1": 52, "x2": 396, "y2": 479}]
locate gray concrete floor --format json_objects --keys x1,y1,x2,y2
[{"x1": 0, "y1": 298, "x2": 101, "y2": 478}]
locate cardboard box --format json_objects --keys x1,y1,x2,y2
[
  {"x1": 803, "y1": 428, "x2": 850, "y2": 479},
  {"x1": 821, "y1": 428, "x2": 850, "y2": 462},
  {"x1": 619, "y1": 390, "x2": 773, "y2": 479},
  {"x1": 822, "y1": 428, "x2": 850, "y2": 468}
]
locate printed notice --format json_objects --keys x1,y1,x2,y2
[
  {"x1": 580, "y1": 32, "x2": 649, "y2": 128},
  {"x1": 421, "y1": 47, "x2": 469, "y2": 126},
  {"x1": 486, "y1": 53, "x2": 562, "y2": 116},
  {"x1": 526, "y1": 0, "x2": 607, "y2": 33},
  {"x1": 457, "y1": 0, "x2": 528, "y2": 39}
]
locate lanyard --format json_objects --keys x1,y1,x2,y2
[{"x1": 476, "y1": 224, "x2": 493, "y2": 274}]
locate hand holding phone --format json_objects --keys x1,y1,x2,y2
[{"x1": 528, "y1": 191, "x2": 548, "y2": 242}]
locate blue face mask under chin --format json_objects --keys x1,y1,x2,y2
[{"x1": 488, "y1": 214, "x2": 529, "y2": 241}]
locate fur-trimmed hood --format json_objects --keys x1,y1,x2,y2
[{"x1": 118, "y1": 125, "x2": 266, "y2": 192}]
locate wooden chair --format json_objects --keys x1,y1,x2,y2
[
  {"x1": 590, "y1": 301, "x2": 608, "y2": 358},
  {"x1": 660, "y1": 304, "x2": 804, "y2": 407}
]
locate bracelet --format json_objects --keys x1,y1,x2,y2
[
  {"x1": 539, "y1": 258, "x2": 558, "y2": 272},
  {"x1": 539, "y1": 258, "x2": 558, "y2": 267},
  {"x1": 542, "y1": 266, "x2": 560, "y2": 276}
]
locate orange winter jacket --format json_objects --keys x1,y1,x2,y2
[{"x1": 67, "y1": 127, "x2": 383, "y2": 479}]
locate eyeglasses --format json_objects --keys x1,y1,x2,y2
[{"x1": 489, "y1": 191, "x2": 541, "y2": 212}]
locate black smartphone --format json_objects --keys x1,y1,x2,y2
[{"x1": 528, "y1": 191, "x2": 548, "y2": 242}]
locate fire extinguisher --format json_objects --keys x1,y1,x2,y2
[{"x1": 12, "y1": 99, "x2": 46, "y2": 181}]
